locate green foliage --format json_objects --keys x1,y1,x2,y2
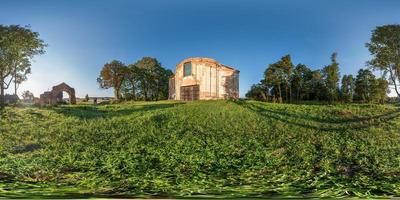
[
  {"x1": 0, "y1": 24, "x2": 46, "y2": 108},
  {"x1": 252, "y1": 53, "x2": 341, "y2": 103},
  {"x1": 322, "y1": 53, "x2": 340, "y2": 103},
  {"x1": 97, "y1": 60, "x2": 127, "y2": 100},
  {"x1": 290, "y1": 64, "x2": 313, "y2": 101},
  {"x1": 366, "y1": 24, "x2": 400, "y2": 98},
  {"x1": 371, "y1": 78, "x2": 389, "y2": 103},
  {"x1": 128, "y1": 57, "x2": 173, "y2": 101},
  {"x1": 354, "y1": 69, "x2": 376, "y2": 103},
  {"x1": 1, "y1": 101, "x2": 400, "y2": 198},
  {"x1": 249, "y1": 51, "x2": 388, "y2": 104},
  {"x1": 109, "y1": 57, "x2": 172, "y2": 101},
  {"x1": 308, "y1": 70, "x2": 326, "y2": 101},
  {"x1": 354, "y1": 69, "x2": 389, "y2": 103},
  {"x1": 21, "y1": 90, "x2": 34, "y2": 101},
  {"x1": 245, "y1": 82, "x2": 268, "y2": 101},
  {"x1": 341, "y1": 75, "x2": 355, "y2": 103},
  {"x1": 84, "y1": 94, "x2": 90, "y2": 102},
  {"x1": 264, "y1": 55, "x2": 294, "y2": 103}
]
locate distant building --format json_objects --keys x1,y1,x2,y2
[{"x1": 169, "y1": 57, "x2": 239, "y2": 100}]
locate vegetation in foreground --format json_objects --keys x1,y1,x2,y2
[{"x1": 1, "y1": 100, "x2": 400, "y2": 198}]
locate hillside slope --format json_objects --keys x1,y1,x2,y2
[{"x1": 1, "y1": 101, "x2": 400, "y2": 198}]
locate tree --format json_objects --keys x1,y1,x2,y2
[
  {"x1": 290, "y1": 64, "x2": 312, "y2": 101},
  {"x1": 371, "y1": 78, "x2": 389, "y2": 103},
  {"x1": 245, "y1": 81, "x2": 269, "y2": 101},
  {"x1": 366, "y1": 25, "x2": 400, "y2": 99},
  {"x1": 121, "y1": 64, "x2": 140, "y2": 100},
  {"x1": 12, "y1": 60, "x2": 30, "y2": 95},
  {"x1": 264, "y1": 55, "x2": 293, "y2": 103},
  {"x1": 97, "y1": 60, "x2": 127, "y2": 100},
  {"x1": 341, "y1": 75, "x2": 355, "y2": 103},
  {"x1": 354, "y1": 69, "x2": 376, "y2": 103},
  {"x1": 133, "y1": 57, "x2": 172, "y2": 101},
  {"x1": 22, "y1": 90, "x2": 34, "y2": 101},
  {"x1": 118, "y1": 57, "x2": 172, "y2": 101},
  {"x1": 309, "y1": 70, "x2": 326, "y2": 101},
  {"x1": 323, "y1": 52, "x2": 340, "y2": 103},
  {"x1": 0, "y1": 25, "x2": 46, "y2": 109},
  {"x1": 84, "y1": 94, "x2": 89, "y2": 102}
]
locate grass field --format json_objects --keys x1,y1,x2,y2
[{"x1": 1, "y1": 100, "x2": 400, "y2": 198}]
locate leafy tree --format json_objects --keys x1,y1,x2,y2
[
  {"x1": 245, "y1": 81, "x2": 269, "y2": 101},
  {"x1": 290, "y1": 64, "x2": 312, "y2": 101},
  {"x1": 264, "y1": 55, "x2": 293, "y2": 103},
  {"x1": 341, "y1": 75, "x2": 355, "y2": 103},
  {"x1": 120, "y1": 57, "x2": 172, "y2": 101},
  {"x1": 21, "y1": 90, "x2": 34, "y2": 101},
  {"x1": 133, "y1": 57, "x2": 172, "y2": 101},
  {"x1": 84, "y1": 94, "x2": 89, "y2": 102},
  {"x1": 122, "y1": 64, "x2": 140, "y2": 100},
  {"x1": 366, "y1": 25, "x2": 400, "y2": 99},
  {"x1": 309, "y1": 70, "x2": 326, "y2": 101},
  {"x1": 97, "y1": 60, "x2": 127, "y2": 100},
  {"x1": 371, "y1": 78, "x2": 389, "y2": 103},
  {"x1": 157, "y1": 66, "x2": 173, "y2": 100},
  {"x1": 0, "y1": 25, "x2": 46, "y2": 108},
  {"x1": 354, "y1": 69, "x2": 376, "y2": 103},
  {"x1": 322, "y1": 52, "x2": 340, "y2": 103}
]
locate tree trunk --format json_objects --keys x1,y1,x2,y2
[
  {"x1": 277, "y1": 84, "x2": 282, "y2": 103},
  {"x1": 0, "y1": 74, "x2": 4, "y2": 109},
  {"x1": 130, "y1": 80, "x2": 136, "y2": 100},
  {"x1": 115, "y1": 87, "x2": 121, "y2": 100},
  {"x1": 389, "y1": 67, "x2": 400, "y2": 98},
  {"x1": 131, "y1": 86, "x2": 136, "y2": 100},
  {"x1": 260, "y1": 90, "x2": 267, "y2": 101},
  {"x1": 397, "y1": 76, "x2": 400, "y2": 99},
  {"x1": 285, "y1": 84, "x2": 288, "y2": 102},
  {"x1": 14, "y1": 66, "x2": 17, "y2": 95},
  {"x1": 297, "y1": 87, "x2": 300, "y2": 102}
]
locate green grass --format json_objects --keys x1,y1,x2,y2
[{"x1": 1, "y1": 100, "x2": 400, "y2": 198}]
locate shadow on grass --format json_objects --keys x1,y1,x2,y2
[
  {"x1": 51, "y1": 102, "x2": 185, "y2": 120},
  {"x1": 236, "y1": 101, "x2": 400, "y2": 132}
]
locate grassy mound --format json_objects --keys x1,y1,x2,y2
[{"x1": 1, "y1": 100, "x2": 400, "y2": 198}]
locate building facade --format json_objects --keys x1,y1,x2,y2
[{"x1": 169, "y1": 57, "x2": 239, "y2": 100}]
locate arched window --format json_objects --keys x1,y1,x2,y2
[{"x1": 184, "y1": 62, "x2": 192, "y2": 77}]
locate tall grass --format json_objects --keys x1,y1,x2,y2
[{"x1": 0, "y1": 100, "x2": 399, "y2": 198}]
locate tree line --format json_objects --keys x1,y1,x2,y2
[
  {"x1": 246, "y1": 53, "x2": 389, "y2": 103},
  {"x1": 97, "y1": 57, "x2": 173, "y2": 101},
  {"x1": 246, "y1": 24, "x2": 400, "y2": 103}
]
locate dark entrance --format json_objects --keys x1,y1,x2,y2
[{"x1": 180, "y1": 85, "x2": 199, "y2": 101}]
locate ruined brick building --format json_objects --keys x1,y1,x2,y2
[
  {"x1": 39, "y1": 82, "x2": 76, "y2": 106},
  {"x1": 169, "y1": 57, "x2": 239, "y2": 100}
]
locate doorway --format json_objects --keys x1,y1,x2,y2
[{"x1": 180, "y1": 85, "x2": 199, "y2": 101}]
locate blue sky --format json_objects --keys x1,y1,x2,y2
[{"x1": 2, "y1": 0, "x2": 400, "y2": 97}]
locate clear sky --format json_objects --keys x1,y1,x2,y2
[{"x1": 1, "y1": 0, "x2": 400, "y2": 98}]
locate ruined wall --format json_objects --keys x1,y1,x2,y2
[
  {"x1": 169, "y1": 57, "x2": 239, "y2": 100},
  {"x1": 39, "y1": 83, "x2": 76, "y2": 106}
]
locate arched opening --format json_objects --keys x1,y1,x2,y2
[
  {"x1": 50, "y1": 83, "x2": 76, "y2": 105},
  {"x1": 55, "y1": 91, "x2": 72, "y2": 104}
]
